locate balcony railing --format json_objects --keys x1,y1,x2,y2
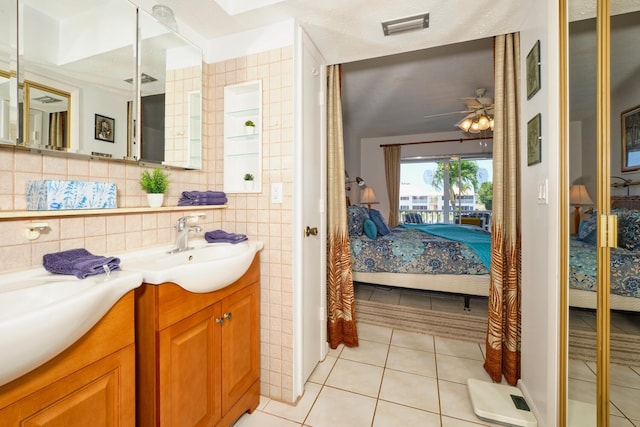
[{"x1": 400, "y1": 209, "x2": 492, "y2": 230}]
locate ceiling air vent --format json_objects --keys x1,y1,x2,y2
[
  {"x1": 124, "y1": 73, "x2": 158, "y2": 84},
  {"x1": 382, "y1": 13, "x2": 429, "y2": 36}
]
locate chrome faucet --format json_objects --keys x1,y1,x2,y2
[{"x1": 171, "y1": 214, "x2": 206, "y2": 253}]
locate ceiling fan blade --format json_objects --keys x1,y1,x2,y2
[
  {"x1": 423, "y1": 110, "x2": 472, "y2": 119},
  {"x1": 462, "y1": 98, "x2": 483, "y2": 109},
  {"x1": 477, "y1": 96, "x2": 493, "y2": 106}
]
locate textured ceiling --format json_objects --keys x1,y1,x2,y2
[{"x1": 341, "y1": 37, "x2": 496, "y2": 142}]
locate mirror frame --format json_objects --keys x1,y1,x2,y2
[
  {"x1": 22, "y1": 80, "x2": 71, "y2": 151},
  {"x1": 559, "y1": 2, "x2": 569, "y2": 426}
]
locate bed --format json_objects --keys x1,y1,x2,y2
[
  {"x1": 569, "y1": 195, "x2": 640, "y2": 311},
  {"x1": 348, "y1": 206, "x2": 490, "y2": 309}
]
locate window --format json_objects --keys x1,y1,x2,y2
[{"x1": 400, "y1": 157, "x2": 492, "y2": 224}]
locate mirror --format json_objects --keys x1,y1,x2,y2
[
  {"x1": 10, "y1": 0, "x2": 202, "y2": 168},
  {"x1": 0, "y1": 0, "x2": 18, "y2": 144},
  {"x1": 138, "y1": 8, "x2": 202, "y2": 169},
  {"x1": 19, "y1": 0, "x2": 137, "y2": 159},
  {"x1": 566, "y1": 2, "x2": 640, "y2": 425},
  {"x1": 23, "y1": 81, "x2": 70, "y2": 150}
]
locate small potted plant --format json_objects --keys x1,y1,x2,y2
[
  {"x1": 244, "y1": 120, "x2": 256, "y2": 135},
  {"x1": 243, "y1": 173, "x2": 254, "y2": 191},
  {"x1": 140, "y1": 167, "x2": 170, "y2": 207}
]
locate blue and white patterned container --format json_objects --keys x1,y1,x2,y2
[{"x1": 26, "y1": 180, "x2": 117, "y2": 210}]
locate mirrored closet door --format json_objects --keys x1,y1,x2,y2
[{"x1": 562, "y1": 1, "x2": 640, "y2": 426}]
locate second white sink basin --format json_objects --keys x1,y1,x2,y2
[
  {"x1": 120, "y1": 240, "x2": 264, "y2": 293},
  {"x1": 0, "y1": 269, "x2": 143, "y2": 387}
]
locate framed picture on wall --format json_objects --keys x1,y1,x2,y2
[
  {"x1": 621, "y1": 104, "x2": 640, "y2": 172},
  {"x1": 526, "y1": 40, "x2": 541, "y2": 100},
  {"x1": 527, "y1": 113, "x2": 541, "y2": 166},
  {"x1": 95, "y1": 114, "x2": 115, "y2": 143}
]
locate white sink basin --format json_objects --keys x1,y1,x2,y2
[
  {"x1": 120, "y1": 240, "x2": 264, "y2": 293},
  {"x1": 0, "y1": 269, "x2": 143, "y2": 387}
]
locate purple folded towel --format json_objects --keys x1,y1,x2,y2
[
  {"x1": 177, "y1": 196, "x2": 227, "y2": 206},
  {"x1": 181, "y1": 190, "x2": 226, "y2": 200},
  {"x1": 205, "y1": 230, "x2": 248, "y2": 244},
  {"x1": 43, "y1": 248, "x2": 121, "y2": 279}
]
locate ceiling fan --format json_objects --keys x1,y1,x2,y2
[{"x1": 424, "y1": 88, "x2": 495, "y2": 133}]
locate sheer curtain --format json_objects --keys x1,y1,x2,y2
[
  {"x1": 326, "y1": 64, "x2": 358, "y2": 348},
  {"x1": 383, "y1": 145, "x2": 401, "y2": 227},
  {"x1": 484, "y1": 32, "x2": 522, "y2": 385}
]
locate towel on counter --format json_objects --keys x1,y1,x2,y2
[
  {"x1": 205, "y1": 229, "x2": 248, "y2": 244},
  {"x1": 178, "y1": 190, "x2": 227, "y2": 206},
  {"x1": 43, "y1": 248, "x2": 121, "y2": 279}
]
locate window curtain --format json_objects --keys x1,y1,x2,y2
[
  {"x1": 383, "y1": 145, "x2": 401, "y2": 227},
  {"x1": 484, "y1": 32, "x2": 521, "y2": 386},
  {"x1": 326, "y1": 64, "x2": 358, "y2": 348},
  {"x1": 48, "y1": 112, "x2": 67, "y2": 149}
]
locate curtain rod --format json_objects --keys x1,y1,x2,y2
[{"x1": 379, "y1": 136, "x2": 493, "y2": 148}]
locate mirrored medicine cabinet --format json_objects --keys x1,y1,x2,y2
[{"x1": 0, "y1": 0, "x2": 202, "y2": 170}]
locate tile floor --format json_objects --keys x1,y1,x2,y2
[
  {"x1": 234, "y1": 321, "x2": 513, "y2": 427},
  {"x1": 233, "y1": 284, "x2": 640, "y2": 427}
]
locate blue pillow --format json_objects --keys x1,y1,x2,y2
[
  {"x1": 577, "y1": 214, "x2": 597, "y2": 244},
  {"x1": 368, "y1": 208, "x2": 391, "y2": 236},
  {"x1": 347, "y1": 205, "x2": 369, "y2": 236},
  {"x1": 363, "y1": 219, "x2": 377, "y2": 239}
]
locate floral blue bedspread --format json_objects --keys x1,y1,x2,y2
[
  {"x1": 350, "y1": 226, "x2": 489, "y2": 275},
  {"x1": 570, "y1": 237, "x2": 640, "y2": 298}
]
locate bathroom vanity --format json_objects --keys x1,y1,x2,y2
[
  {"x1": 0, "y1": 292, "x2": 136, "y2": 425},
  {"x1": 135, "y1": 253, "x2": 260, "y2": 426}
]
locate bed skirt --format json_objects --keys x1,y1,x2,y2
[
  {"x1": 569, "y1": 288, "x2": 640, "y2": 312},
  {"x1": 352, "y1": 271, "x2": 490, "y2": 297}
]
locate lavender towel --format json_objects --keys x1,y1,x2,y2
[
  {"x1": 178, "y1": 196, "x2": 227, "y2": 206},
  {"x1": 43, "y1": 248, "x2": 121, "y2": 279},
  {"x1": 181, "y1": 190, "x2": 226, "y2": 199},
  {"x1": 205, "y1": 230, "x2": 248, "y2": 244}
]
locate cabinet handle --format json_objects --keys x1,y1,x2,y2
[
  {"x1": 223, "y1": 312, "x2": 232, "y2": 320},
  {"x1": 215, "y1": 317, "x2": 224, "y2": 325}
]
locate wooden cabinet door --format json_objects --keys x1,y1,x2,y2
[
  {"x1": 220, "y1": 282, "x2": 260, "y2": 414},
  {"x1": 0, "y1": 345, "x2": 135, "y2": 427},
  {"x1": 159, "y1": 303, "x2": 222, "y2": 427}
]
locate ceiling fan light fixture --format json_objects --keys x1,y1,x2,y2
[
  {"x1": 477, "y1": 115, "x2": 490, "y2": 130},
  {"x1": 381, "y1": 13, "x2": 429, "y2": 36},
  {"x1": 458, "y1": 118, "x2": 473, "y2": 132},
  {"x1": 457, "y1": 113, "x2": 493, "y2": 134}
]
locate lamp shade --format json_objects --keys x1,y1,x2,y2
[
  {"x1": 360, "y1": 188, "x2": 379, "y2": 205},
  {"x1": 569, "y1": 185, "x2": 593, "y2": 205}
]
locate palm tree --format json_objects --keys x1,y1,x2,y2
[{"x1": 431, "y1": 160, "x2": 479, "y2": 210}]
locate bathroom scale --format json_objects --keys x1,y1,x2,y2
[{"x1": 467, "y1": 378, "x2": 538, "y2": 427}]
